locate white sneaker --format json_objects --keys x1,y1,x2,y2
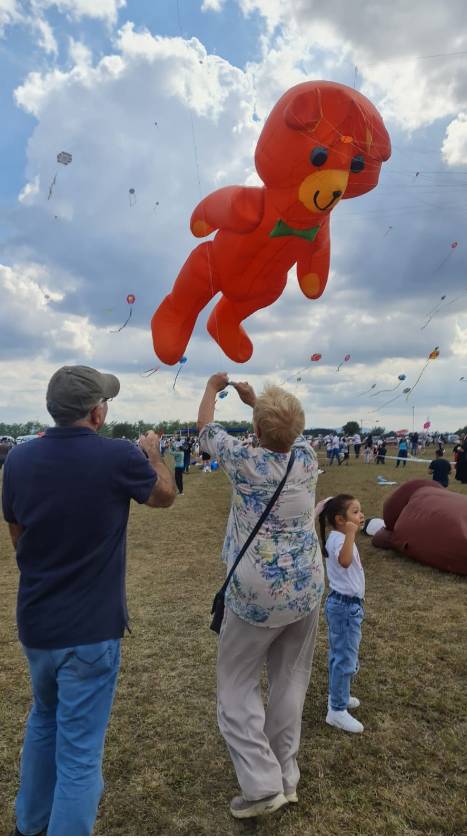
[
  {"x1": 230, "y1": 792, "x2": 288, "y2": 819},
  {"x1": 285, "y1": 789, "x2": 298, "y2": 803},
  {"x1": 326, "y1": 708, "x2": 364, "y2": 734},
  {"x1": 328, "y1": 694, "x2": 360, "y2": 710}
]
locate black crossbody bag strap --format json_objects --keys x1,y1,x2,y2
[{"x1": 220, "y1": 448, "x2": 296, "y2": 596}]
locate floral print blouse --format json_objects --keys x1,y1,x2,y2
[{"x1": 199, "y1": 423, "x2": 324, "y2": 627}]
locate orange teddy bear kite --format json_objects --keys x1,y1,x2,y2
[{"x1": 152, "y1": 80, "x2": 391, "y2": 364}]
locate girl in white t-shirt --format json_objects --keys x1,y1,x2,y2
[{"x1": 318, "y1": 494, "x2": 366, "y2": 734}]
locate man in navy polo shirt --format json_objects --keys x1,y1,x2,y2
[{"x1": 2, "y1": 365, "x2": 176, "y2": 836}]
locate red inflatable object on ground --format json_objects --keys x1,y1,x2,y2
[
  {"x1": 151, "y1": 80, "x2": 391, "y2": 364},
  {"x1": 372, "y1": 479, "x2": 467, "y2": 575}
]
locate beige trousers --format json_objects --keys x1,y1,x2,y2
[{"x1": 217, "y1": 603, "x2": 320, "y2": 801}]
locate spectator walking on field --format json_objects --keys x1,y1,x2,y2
[
  {"x1": 2, "y1": 365, "x2": 176, "y2": 836},
  {"x1": 395, "y1": 436, "x2": 408, "y2": 467},
  {"x1": 329, "y1": 433, "x2": 340, "y2": 465},
  {"x1": 353, "y1": 432, "x2": 361, "y2": 459}
]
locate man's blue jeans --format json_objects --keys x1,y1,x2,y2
[
  {"x1": 325, "y1": 592, "x2": 364, "y2": 711},
  {"x1": 16, "y1": 639, "x2": 121, "y2": 836}
]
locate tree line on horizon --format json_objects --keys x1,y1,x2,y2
[{"x1": 1, "y1": 419, "x2": 465, "y2": 441}]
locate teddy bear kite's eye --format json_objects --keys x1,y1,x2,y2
[
  {"x1": 310, "y1": 147, "x2": 328, "y2": 167},
  {"x1": 350, "y1": 155, "x2": 365, "y2": 173}
]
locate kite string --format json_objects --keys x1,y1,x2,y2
[
  {"x1": 110, "y1": 306, "x2": 133, "y2": 333},
  {"x1": 175, "y1": 0, "x2": 220, "y2": 348},
  {"x1": 172, "y1": 365, "x2": 184, "y2": 390},
  {"x1": 408, "y1": 360, "x2": 430, "y2": 397},
  {"x1": 370, "y1": 382, "x2": 401, "y2": 398}
]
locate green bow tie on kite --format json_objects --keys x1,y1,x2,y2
[{"x1": 269, "y1": 219, "x2": 320, "y2": 242}]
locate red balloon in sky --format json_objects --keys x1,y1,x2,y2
[{"x1": 310, "y1": 353, "x2": 322, "y2": 361}]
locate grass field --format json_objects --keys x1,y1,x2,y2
[{"x1": 1, "y1": 448, "x2": 466, "y2": 836}]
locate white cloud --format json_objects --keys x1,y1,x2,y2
[
  {"x1": 18, "y1": 175, "x2": 40, "y2": 204},
  {"x1": 201, "y1": 0, "x2": 226, "y2": 11},
  {"x1": 35, "y1": 0, "x2": 125, "y2": 25},
  {"x1": 235, "y1": 0, "x2": 467, "y2": 132},
  {"x1": 68, "y1": 36, "x2": 93, "y2": 66},
  {"x1": 442, "y1": 113, "x2": 467, "y2": 166},
  {"x1": 0, "y1": 0, "x2": 20, "y2": 35}
]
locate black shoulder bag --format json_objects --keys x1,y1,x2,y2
[{"x1": 210, "y1": 450, "x2": 295, "y2": 634}]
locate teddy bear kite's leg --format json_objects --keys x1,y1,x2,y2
[
  {"x1": 207, "y1": 280, "x2": 286, "y2": 363},
  {"x1": 151, "y1": 242, "x2": 219, "y2": 365}
]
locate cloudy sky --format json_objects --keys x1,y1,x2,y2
[{"x1": 1, "y1": 0, "x2": 466, "y2": 431}]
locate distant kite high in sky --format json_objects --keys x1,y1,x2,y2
[
  {"x1": 337, "y1": 353, "x2": 351, "y2": 372},
  {"x1": 371, "y1": 373, "x2": 406, "y2": 397},
  {"x1": 282, "y1": 351, "x2": 322, "y2": 385},
  {"x1": 358, "y1": 383, "x2": 377, "y2": 397},
  {"x1": 151, "y1": 80, "x2": 391, "y2": 364},
  {"x1": 48, "y1": 150, "x2": 72, "y2": 201},
  {"x1": 409, "y1": 347, "x2": 440, "y2": 397},
  {"x1": 434, "y1": 240, "x2": 459, "y2": 273},
  {"x1": 110, "y1": 294, "x2": 136, "y2": 333}
]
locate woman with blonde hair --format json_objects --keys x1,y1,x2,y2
[{"x1": 198, "y1": 373, "x2": 324, "y2": 820}]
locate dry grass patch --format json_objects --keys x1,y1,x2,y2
[{"x1": 1, "y1": 451, "x2": 466, "y2": 835}]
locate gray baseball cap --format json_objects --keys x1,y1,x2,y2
[{"x1": 46, "y1": 365, "x2": 120, "y2": 423}]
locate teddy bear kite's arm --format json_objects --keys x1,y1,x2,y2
[
  {"x1": 295, "y1": 217, "x2": 331, "y2": 299},
  {"x1": 190, "y1": 186, "x2": 265, "y2": 238}
]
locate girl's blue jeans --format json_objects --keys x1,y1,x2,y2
[
  {"x1": 16, "y1": 639, "x2": 121, "y2": 836},
  {"x1": 325, "y1": 592, "x2": 364, "y2": 711}
]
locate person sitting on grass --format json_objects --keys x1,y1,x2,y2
[
  {"x1": 318, "y1": 494, "x2": 366, "y2": 734},
  {"x1": 428, "y1": 449, "x2": 452, "y2": 488},
  {"x1": 198, "y1": 373, "x2": 324, "y2": 820}
]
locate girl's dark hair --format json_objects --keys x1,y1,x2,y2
[{"x1": 319, "y1": 494, "x2": 355, "y2": 557}]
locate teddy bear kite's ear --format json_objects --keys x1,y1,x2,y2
[{"x1": 284, "y1": 88, "x2": 322, "y2": 132}]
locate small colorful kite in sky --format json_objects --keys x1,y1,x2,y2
[
  {"x1": 434, "y1": 241, "x2": 459, "y2": 273},
  {"x1": 48, "y1": 151, "x2": 72, "y2": 201},
  {"x1": 110, "y1": 294, "x2": 136, "y2": 333},
  {"x1": 408, "y1": 347, "x2": 439, "y2": 397},
  {"x1": 336, "y1": 353, "x2": 351, "y2": 372}
]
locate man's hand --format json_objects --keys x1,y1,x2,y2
[
  {"x1": 206, "y1": 372, "x2": 229, "y2": 393},
  {"x1": 138, "y1": 431, "x2": 162, "y2": 460},
  {"x1": 140, "y1": 431, "x2": 176, "y2": 508},
  {"x1": 231, "y1": 381, "x2": 256, "y2": 408}
]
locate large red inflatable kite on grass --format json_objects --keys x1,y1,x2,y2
[
  {"x1": 372, "y1": 479, "x2": 467, "y2": 576},
  {"x1": 151, "y1": 80, "x2": 391, "y2": 364}
]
